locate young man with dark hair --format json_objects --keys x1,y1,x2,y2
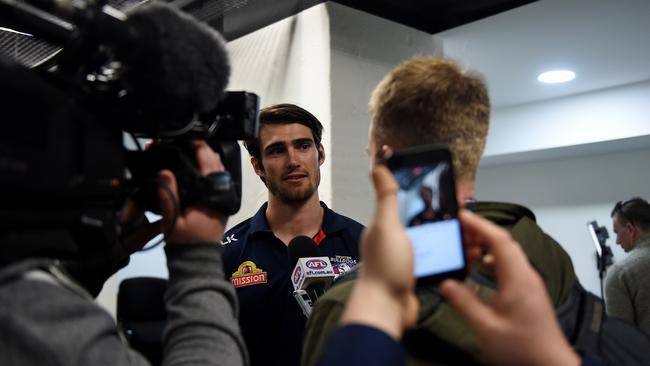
[
  {"x1": 222, "y1": 103, "x2": 363, "y2": 366},
  {"x1": 606, "y1": 197, "x2": 650, "y2": 334}
]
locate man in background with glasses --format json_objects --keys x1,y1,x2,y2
[{"x1": 605, "y1": 197, "x2": 650, "y2": 334}]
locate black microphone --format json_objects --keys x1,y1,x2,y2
[
  {"x1": 117, "y1": 2, "x2": 230, "y2": 133},
  {"x1": 288, "y1": 235, "x2": 321, "y2": 269},
  {"x1": 288, "y1": 236, "x2": 335, "y2": 317}
]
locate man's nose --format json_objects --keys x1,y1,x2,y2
[{"x1": 287, "y1": 148, "x2": 300, "y2": 167}]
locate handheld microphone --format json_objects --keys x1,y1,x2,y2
[{"x1": 288, "y1": 236, "x2": 335, "y2": 317}]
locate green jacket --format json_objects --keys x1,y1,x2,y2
[{"x1": 302, "y1": 201, "x2": 577, "y2": 366}]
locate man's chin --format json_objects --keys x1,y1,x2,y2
[
  {"x1": 277, "y1": 187, "x2": 316, "y2": 204},
  {"x1": 282, "y1": 192, "x2": 314, "y2": 203}
]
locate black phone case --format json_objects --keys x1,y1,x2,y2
[{"x1": 385, "y1": 144, "x2": 467, "y2": 286}]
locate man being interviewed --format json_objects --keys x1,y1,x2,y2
[{"x1": 222, "y1": 104, "x2": 363, "y2": 366}]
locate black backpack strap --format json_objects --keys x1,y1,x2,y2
[{"x1": 556, "y1": 283, "x2": 603, "y2": 354}]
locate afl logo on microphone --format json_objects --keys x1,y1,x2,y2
[{"x1": 306, "y1": 259, "x2": 328, "y2": 270}]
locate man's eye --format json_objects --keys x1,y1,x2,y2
[
  {"x1": 299, "y1": 143, "x2": 311, "y2": 150},
  {"x1": 267, "y1": 147, "x2": 283, "y2": 156}
]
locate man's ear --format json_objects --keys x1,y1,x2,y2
[
  {"x1": 379, "y1": 145, "x2": 394, "y2": 161},
  {"x1": 250, "y1": 156, "x2": 265, "y2": 178},
  {"x1": 318, "y1": 143, "x2": 326, "y2": 166},
  {"x1": 627, "y1": 221, "x2": 640, "y2": 239}
]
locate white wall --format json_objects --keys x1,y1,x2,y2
[
  {"x1": 226, "y1": 3, "x2": 333, "y2": 223},
  {"x1": 477, "y1": 147, "x2": 650, "y2": 296},
  {"x1": 328, "y1": 2, "x2": 442, "y2": 225},
  {"x1": 485, "y1": 80, "x2": 650, "y2": 158}
]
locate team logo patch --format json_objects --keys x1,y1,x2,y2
[
  {"x1": 230, "y1": 261, "x2": 267, "y2": 288},
  {"x1": 331, "y1": 255, "x2": 357, "y2": 276}
]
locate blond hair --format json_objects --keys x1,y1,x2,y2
[{"x1": 369, "y1": 57, "x2": 490, "y2": 182}]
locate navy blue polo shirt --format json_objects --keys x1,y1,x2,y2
[{"x1": 222, "y1": 201, "x2": 363, "y2": 366}]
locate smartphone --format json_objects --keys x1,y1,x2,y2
[{"x1": 386, "y1": 144, "x2": 467, "y2": 286}]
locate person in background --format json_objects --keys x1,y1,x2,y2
[
  {"x1": 318, "y1": 164, "x2": 599, "y2": 366},
  {"x1": 303, "y1": 56, "x2": 580, "y2": 366},
  {"x1": 605, "y1": 197, "x2": 650, "y2": 334}
]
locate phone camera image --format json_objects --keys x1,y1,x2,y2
[{"x1": 390, "y1": 151, "x2": 466, "y2": 283}]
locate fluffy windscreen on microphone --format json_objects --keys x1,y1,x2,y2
[
  {"x1": 288, "y1": 236, "x2": 320, "y2": 269},
  {"x1": 121, "y1": 2, "x2": 230, "y2": 126}
]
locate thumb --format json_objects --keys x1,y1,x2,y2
[
  {"x1": 439, "y1": 279, "x2": 494, "y2": 333},
  {"x1": 370, "y1": 165, "x2": 400, "y2": 225},
  {"x1": 401, "y1": 293, "x2": 420, "y2": 330},
  {"x1": 157, "y1": 170, "x2": 179, "y2": 231}
]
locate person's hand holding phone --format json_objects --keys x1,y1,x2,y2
[
  {"x1": 386, "y1": 145, "x2": 467, "y2": 285},
  {"x1": 439, "y1": 211, "x2": 581, "y2": 366},
  {"x1": 337, "y1": 165, "x2": 581, "y2": 366}
]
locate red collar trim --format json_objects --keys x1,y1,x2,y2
[{"x1": 312, "y1": 228, "x2": 326, "y2": 245}]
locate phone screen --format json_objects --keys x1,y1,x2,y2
[{"x1": 388, "y1": 146, "x2": 466, "y2": 284}]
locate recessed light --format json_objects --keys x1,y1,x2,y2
[{"x1": 537, "y1": 70, "x2": 576, "y2": 84}]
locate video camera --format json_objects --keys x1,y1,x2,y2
[{"x1": 0, "y1": 0, "x2": 259, "y2": 257}]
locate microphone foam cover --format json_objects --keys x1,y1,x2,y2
[
  {"x1": 288, "y1": 235, "x2": 320, "y2": 269},
  {"x1": 126, "y1": 2, "x2": 230, "y2": 115}
]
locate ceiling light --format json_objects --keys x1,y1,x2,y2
[{"x1": 537, "y1": 70, "x2": 576, "y2": 84}]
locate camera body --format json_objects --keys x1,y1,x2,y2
[{"x1": 0, "y1": 3, "x2": 258, "y2": 257}]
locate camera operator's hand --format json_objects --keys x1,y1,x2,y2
[
  {"x1": 340, "y1": 165, "x2": 419, "y2": 340},
  {"x1": 158, "y1": 140, "x2": 228, "y2": 243},
  {"x1": 439, "y1": 211, "x2": 580, "y2": 366},
  {"x1": 105, "y1": 201, "x2": 161, "y2": 268}
]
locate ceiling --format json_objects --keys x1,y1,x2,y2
[
  {"x1": 209, "y1": 0, "x2": 650, "y2": 109},
  {"x1": 332, "y1": 0, "x2": 536, "y2": 35},
  {"x1": 324, "y1": 0, "x2": 650, "y2": 109},
  {"x1": 205, "y1": 0, "x2": 650, "y2": 110},
  {"x1": 0, "y1": 0, "x2": 535, "y2": 66},
  {"x1": 2, "y1": 0, "x2": 648, "y2": 110},
  {"x1": 438, "y1": 0, "x2": 650, "y2": 108}
]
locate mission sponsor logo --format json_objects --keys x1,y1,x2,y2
[
  {"x1": 230, "y1": 261, "x2": 267, "y2": 288},
  {"x1": 305, "y1": 259, "x2": 328, "y2": 270}
]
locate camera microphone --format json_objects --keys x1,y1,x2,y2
[
  {"x1": 105, "y1": 2, "x2": 231, "y2": 133},
  {"x1": 3, "y1": 0, "x2": 231, "y2": 132}
]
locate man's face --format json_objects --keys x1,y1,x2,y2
[
  {"x1": 612, "y1": 213, "x2": 636, "y2": 252},
  {"x1": 253, "y1": 122, "x2": 323, "y2": 204}
]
